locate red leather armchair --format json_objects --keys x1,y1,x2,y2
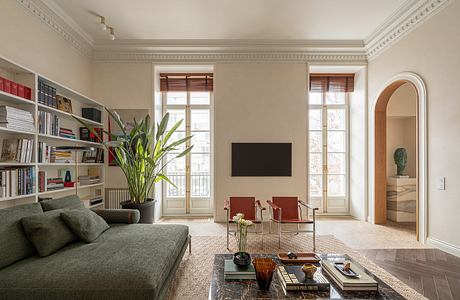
[
  {"x1": 224, "y1": 197, "x2": 265, "y2": 249},
  {"x1": 267, "y1": 196, "x2": 317, "y2": 250}
]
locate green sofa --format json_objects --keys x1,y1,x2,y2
[{"x1": 0, "y1": 196, "x2": 190, "y2": 300}]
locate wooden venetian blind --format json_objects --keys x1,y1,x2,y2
[
  {"x1": 309, "y1": 73, "x2": 355, "y2": 93},
  {"x1": 160, "y1": 73, "x2": 213, "y2": 92}
]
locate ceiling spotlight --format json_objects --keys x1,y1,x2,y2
[
  {"x1": 108, "y1": 27, "x2": 115, "y2": 40},
  {"x1": 100, "y1": 16, "x2": 107, "y2": 31}
]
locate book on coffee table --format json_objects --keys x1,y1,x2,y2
[
  {"x1": 321, "y1": 259, "x2": 378, "y2": 291},
  {"x1": 277, "y1": 265, "x2": 330, "y2": 294},
  {"x1": 224, "y1": 260, "x2": 256, "y2": 280}
]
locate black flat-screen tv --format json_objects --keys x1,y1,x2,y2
[{"x1": 232, "y1": 143, "x2": 292, "y2": 176}]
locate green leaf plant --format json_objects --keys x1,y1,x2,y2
[{"x1": 74, "y1": 109, "x2": 193, "y2": 204}]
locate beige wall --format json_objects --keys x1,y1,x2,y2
[
  {"x1": 368, "y1": 0, "x2": 460, "y2": 249},
  {"x1": 92, "y1": 62, "x2": 154, "y2": 189},
  {"x1": 0, "y1": 0, "x2": 92, "y2": 95},
  {"x1": 214, "y1": 63, "x2": 307, "y2": 222}
]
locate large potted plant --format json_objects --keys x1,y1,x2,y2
[{"x1": 76, "y1": 109, "x2": 193, "y2": 223}]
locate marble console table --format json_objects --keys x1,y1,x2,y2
[{"x1": 386, "y1": 177, "x2": 416, "y2": 222}]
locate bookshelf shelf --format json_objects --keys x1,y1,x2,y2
[
  {"x1": 38, "y1": 133, "x2": 103, "y2": 147},
  {"x1": 38, "y1": 187, "x2": 76, "y2": 196},
  {"x1": 0, "y1": 162, "x2": 35, "y2": 166},
  {"x1": 38, "y1": 103, "x2": 103, "y2": 127},
  {"x1": 0, "y1": 55, "x2": 106, "y2": 208},
  {"x1": 0, "y1": 127, "x2": 35, "y2": 135},
  {"x1": 0, "y1": 90, "x2": 35, "y2": 106},
  {"x1": 0, "y1": 193, "x2": 37, "y2": 202},
  {"x1": 38, "y1": 163, "x2": 104, "y2": 167},
  {"x1": 78, "y1": 182, "x2": 104, "y2": 189}
]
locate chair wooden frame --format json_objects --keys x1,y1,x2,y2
[
  {"x1": 224, "y1": 197, "x2": 265, "y2": 250},
  {"x1": 267, "y1": 197, "x2": 318, "y2": 251}
]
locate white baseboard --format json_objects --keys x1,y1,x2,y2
[{"x1": 427, "y1": 237, "x2": 460, "y2": 258}]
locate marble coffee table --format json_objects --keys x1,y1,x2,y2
[{"x1": 208, "y1": 253, "x2": 405, "y2": 299}]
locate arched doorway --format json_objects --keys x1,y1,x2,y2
[{"x1": 369, "y1": 72, "x2": 427, "y2": 242}]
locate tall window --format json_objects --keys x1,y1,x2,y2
[
  {"x1": 161, "y1": 74, "x2": 213, "y2": 215},
  {"x1": 308, "y1": 74, "x2": 353, "y2": 213}
]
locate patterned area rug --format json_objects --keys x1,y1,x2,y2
[{"x1": 167, "y1": 234, "x2": 426, "y2": 300}]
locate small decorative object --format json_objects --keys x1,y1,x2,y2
[
  {"x1": 394, "y1": 148, "x2": 407, "y2": 176},
  {"x1": 64, "y1": 170, "x2": 72, "y2": 183},
  {"x1": 334, "y1": 262, "x2": 360, "y2": 278},
  {"x1": 287, "y1": 251, "x2": 297, "y2": 259},
  {"x1": 343, "y1": 261, "x2": 351, "y2": 272},
  {"x1": 57, "y1": 95, "x2": 73, "y2": 113},
  {"x1": 253, "y1": 258, "x2": 277, "y2": 290},
  {"x1": 301, "y1": 263, "x2": 318, "y2": 279},
  {"x1": 232, "y1": 213, "x2": 253, "y2": 267}
]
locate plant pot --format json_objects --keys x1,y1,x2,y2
[
  {"x1": 233, "y1": 252, "x2": 251, "y2": 267},
  {"x1": 120, "y1": 199, "x2": 156, "y2": 224}
]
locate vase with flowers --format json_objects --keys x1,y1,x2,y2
[{"x1": 232, "y1": 213, "x2": 253, "y2": 266}]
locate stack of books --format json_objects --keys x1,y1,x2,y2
[
  {"x1": 59, "y1": 127, "x2": 76, "y2": 139},
  {"x1": 277, "y1": 265, "x2": 330, "y2": 294},
  {"x1": 82, "y1": 149, "x2": 104, "y2": 163},
  {"x1": 51, "y1": 149, "x2": 73, "y2": 164},
  {"x1": 1, "y1": 139, "x2": 34, "y2": 163},
  {"x1": 78, "y1": 175, "x2": 101, "y2": 186},
  {"x1": 38, "y1": 80, "x2": 57, "y2": 108},
  {"x1": 46, "y1": 177, "x2": 64, "y2": 191},
  {"x1": 80, "y1": 127, "x2": 103, "y2": 143},
  {"x1": 0, "y1": 106, "x2": 35, "y2": 132},
  {"x1": 224, "y1": 260, "x2": 256, "y2": 280},
  {"x1": 0, "y1": 167, "x2": 35, "y2": 198},
  {"x1": 321, "y1": 259, "x2": 378, "y2": 291},
  {"x1": 38, "y1": 111, "x2": 60, "y2": 136}
]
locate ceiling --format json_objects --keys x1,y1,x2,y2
[{"x1": 50, "y1": 0, "x2": 407, "y2": 42}]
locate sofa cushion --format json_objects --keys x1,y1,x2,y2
[
  {"x1": 0, "y1": 224, "x2": 189, "y2": 300},
  {"x1": 61, "y1": 208, "x2": 109, "y2": 242},
  {"x1": 21, "y1": 209, "x2": 78, "y2": 257},
  {"x1": 92, "y1": 208, "x2": 140, "y2": 224},
  {"x1": 0, "y1": 203, "x2": 43, "y2": 269},
  {"x1": 40, "y1": 195, "x2": 84, "y2": 211}
]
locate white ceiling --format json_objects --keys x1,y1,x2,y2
[{"x1": 51, "y1": 0, "x2": 406, "y2": 41}]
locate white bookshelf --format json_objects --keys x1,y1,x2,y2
[{"x1": 0, "y1": 55, "x2": 106, "y2": 209}]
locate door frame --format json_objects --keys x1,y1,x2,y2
[{"x1": 368, "y1": 72, "x2": 427, "y2": 243}]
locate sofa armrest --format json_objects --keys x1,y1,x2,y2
[{"x1": 91, "y1": 209, "x2": 140, "y2": 224}]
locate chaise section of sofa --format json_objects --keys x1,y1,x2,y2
[{"x1": 0, "y1": 197, "x2": 189, "y2": 300}]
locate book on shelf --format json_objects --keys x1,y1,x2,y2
[
  {"x1": 82, "y1": 148, "x2": 104, "y2": 163},
  {"x1": 277, "y1": 265, "x2": 330, "y2": 294},
  {"x1": 321, "y1": 259, "x2": 378, "y2": 291},
  {"x1": 38, "y1": 80, "x2": 57, "y2": 108},
  {"x1": 0, "y1": 106, "x2": 35, "y2": 132},
  {"x1": 224, "y1": 259, "x2": 256, "y2": 280},
  {"x1": 1, "y1": 139, "x2": 33, "y2": 163},
  {"x1": 38, "y1": 110, "x2": 60, "y2": 136},
  {"x1": 0, "y1": 167, "x2": 35, "y2": 198}
]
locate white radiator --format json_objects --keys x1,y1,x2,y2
[{"x1": 105, "y1": 188, "x2": 129, "y2": 209}]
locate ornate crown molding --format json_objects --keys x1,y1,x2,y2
[
  {"x1": 365, "y1": 0, "x2": 453, "y2": 60},
  {"x1": 92, "y1": 50, "x2": 368, "y2": 64},
  {"x1": 15, "y1": 0, "x2": 94, "y2": 58}
]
